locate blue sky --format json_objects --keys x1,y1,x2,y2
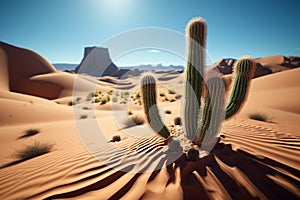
[{"x1": 0, "y1": 0, "x2": 299, "y2": 66}]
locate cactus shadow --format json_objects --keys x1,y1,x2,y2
[{"x1": 179, "y1": 141, "x2": 300, "y2": 200}]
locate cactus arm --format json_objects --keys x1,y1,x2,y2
[
  {"x1": 182, "y1": 17, "x2": 207, "y2": 140},
  {"x1": 225, "y1": 58, "x2": 256, "y2": 119},
  {"x1": 141, "y1": 74, "x2": 170, "y2": 139},
  {"x1": 194, "y1": 77, "x2": 225, "y2": 146}
]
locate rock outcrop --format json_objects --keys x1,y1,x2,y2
[
  {"x1": 75, "y1": 47, "x2": 118, "y2": 77},
  {"x1": 213, "y1": 55, "x2": 300, "y2": 78}
]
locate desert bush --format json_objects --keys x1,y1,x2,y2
[
  {"x1": 88, "y1": 91, "x2": 98, "y2": 98},
  {"x1": 123, "y1": 114, "x2": 145, "y2": 128},
  {"x1": 159, "y1": 92, "x2": 166, "y2": 97},
  {"x1": 168, "y1": 88, "x2": 176, "y2": 95},
  {"x1": 75, "y1": 97, "x2": 82, "y2": 102},
  {"x1": 80, "y1": 115, "x2": 88, "y2": 119},
  {"x1": 112, "y1": 96, "x2": 118, "y2": 102},
  {"x1": 107, "y1": 90, "x2": 113, "y2": 95},
  {"x1": 94, "y1": 98, "x2": 101, "y2": 103},
  {"x1": 128, "y1": 110, "x2": 133, "y2": 115},
  {"x1": 24, "y1": 129, "x2": 40, "y2": 137},
  {"x1": 175, "y1": 94, "x2": 182, "y2": 100},
  {"x1": 135, "y1": 91, "x2": 141, "y2": 99},
  {"x1": 82, "y1": 106, "x2": 91, "y2": 110},
  {"x1": 165, "y1": 110, "x2": 172, "y2": 114},
  {"x1": 111, "y1": 135, "x2": 121, "y2": 142},
  {"x1": 249, "y1": 112, "x2": 270, "y2": 122},
  {"x1": 170, "y1": 99, "x2": 176, "y2": 102},
  {"x1": 68, "y1": 100, "x2": 76, "y2": 106},
  {"x1": 174, "y1": 117, "x2": 182, "y2": 125},
  {"x1": 15, "y1": 142, "x2": 53, "y2": 161}
]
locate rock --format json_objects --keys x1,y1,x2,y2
[{"x1": 75, "y1": 46, "x2": 118, "y2": 77}]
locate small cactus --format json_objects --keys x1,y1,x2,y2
[
  {"x1": 182, "y1": 17, "x2": 206, "y2": 140},
  {"x1": 187, "y1": 148, "x2": 199, "y2": 162},
  {"x1": 141, "y1": 74, "x2": 170, "y2": 139}
]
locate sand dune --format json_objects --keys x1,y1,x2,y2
[{"x1": 0, "y1": 43, "x2": 299, "y2": 199}]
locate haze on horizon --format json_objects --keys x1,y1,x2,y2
[{"x1": 0, "y1": 0, "x2": 299, "y2": 66}]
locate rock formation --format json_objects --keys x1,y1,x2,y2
[
  {"x1": 75, "y1": 47, "x2": 118, "y2": 77},
  {"x1": 213, "y1": 55, "x2": 300, "y2": 78}
]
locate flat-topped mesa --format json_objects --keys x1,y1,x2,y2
[{"x1": 75, "y1": 46, "x2": 118, "y2": 77}]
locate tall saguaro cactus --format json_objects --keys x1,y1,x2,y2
[
  {"x1": 141, "y1": 74, "x2": 170, "y2": 139},
  {"x1": 183, "y1": 17, "x2": 207, "y2": 140}
]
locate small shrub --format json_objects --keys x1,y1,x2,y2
[
  {"x1": 80, "y1": 115, "x2": 88, "y2": 119},
  {"x1": 75, "y1": 97, "x2": 82, "y2": 102},
  {"x1": 82, "y1": 107, "x2": 91, "y2": 110},
  {"x1": 128, "y1": 110, "x2": 133, "y2": 115},
  {"x1": 15, "y1": 142, "x2": 53, "y2": 161},
  {"x1": 112, "y1": 96, "x2": 118, "y2": 102},
  {"x1": 123, "y1": 114, "x2": 145, "y2": 128},
  {"x1": 135, "y1": 91, "x2": 141, "y2": 99},
  {"x1": 24, "y1": 129, "x2": 40, "y2": 137},
  {"x1": 107, "y1": 90, "x2": 113, "y2": 95},
  {"x1": 100, "y1": 99, "x2": 107, "y2": 105},
  {"x1": 68, "y1": 100, "x2": 76, "y2": 106},
  {"x1": 174, "y1": 117, "x2": 182, "y2": 126},
  {"x1": 175, "y1": 94, "x2": 182, "y2": 100},
  {"x1": 120, "y1": 100, "x2": 127, "y2": 104},
  {"x1": 164, "y1": 97, "x2": 169, "y2": 101},
  {"x1": 249, "y1": 112, "x2": 270, "y2": 122},
  {"x1": 168, "y1": 88, "x2": 176, "y2": 95},
  {"x1": 170, "y1": 99, "x2": 176, "y2": 102},
  {"x1": 165, "y1": 110, "x2": 172, "y2": 114},
  {"x1": 94, "y1": 98, "x2": 101, "y2": 103},
  {"x1": 111, "y1": 135, "x2": 121, "y2": 142},
  {"x1": 124, "y1": 91, "x2": 130, "y2": 96},
  {"x1": 159, "y1": 92, "x2": 166, "y2": 97},
  {"x1": 88, "y1": 91, "x2": 98, "y2": 98}
]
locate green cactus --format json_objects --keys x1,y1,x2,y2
[
  {"x1": 194, "y1": 77, "x2": 225, "y2": 145},
  {"x1": 225, "y1": 58, "x2": 256, "y2": 119},
  {"x1": 182, "y1": 17, "x2": 207, "y2": 140},
  {"x1": 141, "y1": 74, "x2": 170, "y2": 139},
  {"x1": 138, "y1": 17, "x2": 256, "y2": 150}
]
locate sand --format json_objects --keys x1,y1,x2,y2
[{"x1": 0, "y1": 43, "x2": 299, "y2": 199}]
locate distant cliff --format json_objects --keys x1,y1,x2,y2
[{"x1": 75, "y1": 47, "x2": 118, "y2": 77}]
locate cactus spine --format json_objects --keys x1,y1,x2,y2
[
  {"x1": 225, "y1": 58, "x2": 256, "y2": 119},
  {"x1": 183, "y1": 17, "x2": 206, "y2": 140},
  {"x1": 141, "y1": 74, "x2": 170, "y2": 139}
]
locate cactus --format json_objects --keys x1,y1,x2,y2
[
  {"x1": 225, "y1": 58, "x2": 256, "y2": 119},
  {"x1": 194, "y1": 77, "x2": 225, "y2": 145},
  {"x1": 182, "y1": 17, "x2": 207, "y2": 140},
  {"x1": 141, "y1": 74, "x2": 170, "y2": 139},
  {"x1": 138, "y1": 17, "x2": 256, "y2": 150}
]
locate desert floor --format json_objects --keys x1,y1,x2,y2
[{"x1": 1, "y1": 65, "x2": 300, "y2": 199}]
